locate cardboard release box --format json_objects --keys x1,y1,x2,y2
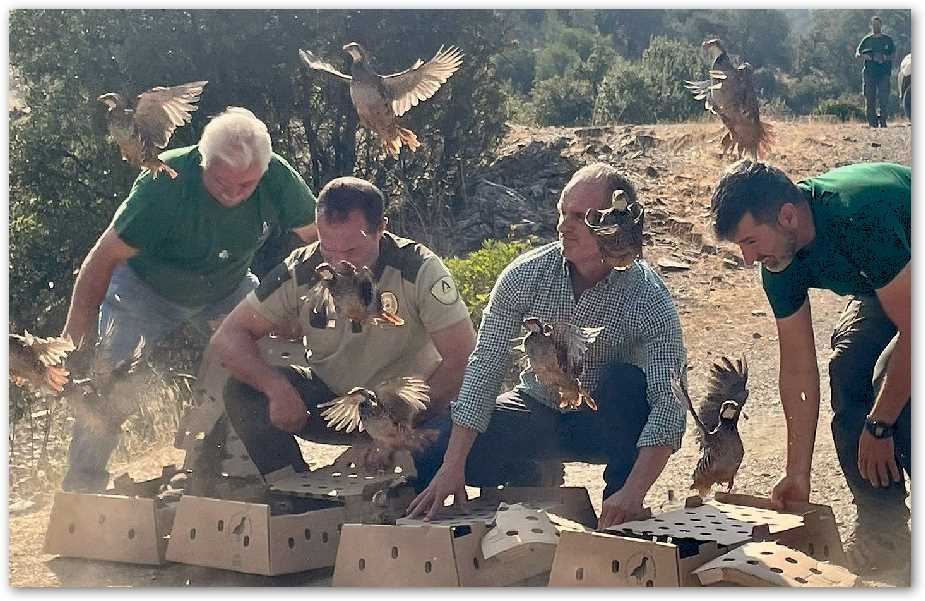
[
  {"x1": 693, "y1": 541, "x2": 860, "y2": 587},
  {"x1": 44, "y1": 491, "x2": 177, "y2": 565},
  {"x1": 165, "y1": 494, "x2": 346, "y2": 576},
  {"x1": 332, "y1": 486, "x2": 598, "y2": 586},
  {"x1": 548, "y1": 493, "x2": 846, "y2": 587}
]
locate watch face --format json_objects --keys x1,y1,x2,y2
[{"x1": 867, "y1": 420, "x2": 893, "y2": 438}]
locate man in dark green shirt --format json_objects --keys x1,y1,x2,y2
[
  {"x1": 710, "y1": 161, "x2": 911, "y2": 577},
  {"x1": 856, "y1": 16, "x2": 896, "y2": 128},
  {"x1": 60, "y1": 107, "x2": 318, "y2": 492}
]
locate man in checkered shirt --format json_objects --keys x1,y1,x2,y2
[{"x1": 409, "y1": 163, "x2": 687, "y2": 529}]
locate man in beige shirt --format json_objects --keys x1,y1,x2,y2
[{"x1": 211, "y1": 177, "x2": 475, "y2": 483}]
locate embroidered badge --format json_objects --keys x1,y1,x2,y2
[
  {"x1": 380, "y1": 291, "x2": 400, "y2": 316},
  {"x1": 430, "y1": 276, "x2": 459, "y2": 305}
]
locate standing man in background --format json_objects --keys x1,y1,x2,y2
[{"x1": 856, "y1": 16, "x2": 895, "y2": 128}]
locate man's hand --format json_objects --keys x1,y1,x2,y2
[
  {"x1": 858, "y1": 430, "x2": 902, "y2": 488},
  {"x1": 770, "y1": 472, "x2": 810, "y2": 510},
  {"x1": 598, "y1": 487, "x2": 646, "y2": 530},
  {"x1": 406, "y1": 462, "x2": 467, "y2": 521},
  {"x1": 266, "y1": 383, "x2": 309, "y2": 433}
]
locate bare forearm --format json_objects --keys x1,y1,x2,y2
[
  {"x1": 442, "y1": 423, "x2": 478, "y2": 470},
  {"x1": 870, "y1": 331, "x2": 910, "y2": 423},
  {"x1": 423, "y1": 358, "x2": 467, "y2": 415},
  {"x1": 621, "y1": 445, "x2": 672, "y2": 499},
  {"x1": 779, "y1": 364, "x2": 821, "y2": 476},
  {"x1": 212, "y1": 329, "x2": 291, "y2": 397},
  {"x1": 63, "y1": 256, "x2": 121, "y2": 345}
]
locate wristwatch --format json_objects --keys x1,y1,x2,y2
[{"x1": 864, "y1": 417, "x2": 896, "y2": 439}]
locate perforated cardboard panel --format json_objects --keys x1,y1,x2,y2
[
  {"x1": 713, "y1": 492, "x2": 847, "y2": 566},
  {"x1": 332, "y1": 524, "x2": 461, "y2": 586},
  {"x1": 693, "y1": 541, "x2": 860, "y2": 587},
  {"x1": 396, "y1": 500, "x2": 500, "y2": 527},
  {"x1": 333, "y1": 520, "x2": 556, "y2": 587},
  {"x1": 481, "y1": 503, "x2": 558, "y2": 562},
  {"x1": 269, "y1": 464, "x2": 402, "y2": 501},
  {"x1": 606, "y1": 500, "x2": 796, "y2": 547},
  {"x1": 165, "y1": 494, "x2": 345, "y2": 575},
  {"x1": 44, "y1": 492, "x2": 169, "y2": 565},
  {"x1": 176, "y1": 335, "x2": 307, "y2": 476},
  {"x1": 548, "y1": 530, "x2": 684, "y2": 587},
  {"x1": 396, "y1": 486, "x2": 598, "y2": 530}
]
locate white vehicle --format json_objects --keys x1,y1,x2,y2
[{"x1": 899, "y1": 53, "x2": 912, "y2": 119}]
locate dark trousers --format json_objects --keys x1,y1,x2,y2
[
  {"x1": 416, "y1": 362, "x2": 650, "y2": 500},
  {"x1": 829, "y1": 295, "x2": 911, "y2": 528},
  {"x1": 863, "y1": 70, "x2": 891, "y2": 127},
  {"x1": 223, "y1": 366, "x2": 447, "y2": 477}
]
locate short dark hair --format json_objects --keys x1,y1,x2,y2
[
  {"x1": 710, "y1": 160, "x2": 804, "y2": 240},
  {"x1": 316, "y1": 176, "x2": 385, "y2": 228}
]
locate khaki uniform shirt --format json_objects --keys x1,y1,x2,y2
[{"x1": 244, "y1": 232, "x2": 470, "y2": 394}]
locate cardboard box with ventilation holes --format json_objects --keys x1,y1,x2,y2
[
  {"x1": 44, "y1": 491, "x2": 177, "y2": 565},
  {"x1": 548, "y1": 492, "x2": 847, "y2": 587},
  {"x1": 164, "y1": 494, "x2": 346, "y2": 575},
  {"x1": 332, "y1": 486, "x2": 598, "y2": 586},
  {"x1": 693, "y1": 541, "x2": 860, "y2": 586}
]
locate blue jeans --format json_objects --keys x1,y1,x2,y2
[
  {"x1": 61, "y1": 263, "x2": 258, "y2": 491},
  {"x1": 414, "y1": 362, "x2": 651, "y2": 500}
]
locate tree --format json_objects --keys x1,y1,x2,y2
[{"x1": 8, "y1": 9, "x2": 510, "y2": 331}]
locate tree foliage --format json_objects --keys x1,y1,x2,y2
[{"x1": 9, "y1": 9, "x2": 509, "y2": 330}]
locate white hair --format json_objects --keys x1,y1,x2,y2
[{"x1": 199, "y1": 107, "x2": 272, "y2": 172}]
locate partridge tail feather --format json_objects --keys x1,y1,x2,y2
[{"x1": 398, "y1": 127, "x2": 420, "y2": 152}]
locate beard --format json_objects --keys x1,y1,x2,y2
[{"x1": 760, "y1": 230, "x2": 798, "y2": 273}]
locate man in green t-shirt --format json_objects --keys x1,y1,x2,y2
[
  {"x1": 59, "y1": 107, "x2": 318, "y2": 492},
  {"x1": 709, "y1": 160, "x2": 911, "y2": 577},
  {"x1": 856, "y1": 16, "x2": 896, "y2": 128}
]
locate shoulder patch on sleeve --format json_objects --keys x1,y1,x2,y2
[{"x1": 430, "y1": 275, "x2": 460, "y2": 305}]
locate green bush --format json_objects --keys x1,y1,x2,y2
[
  {"x1": 530, "y1": 74, "x2": 594, "y2": 126},
  {"x1": 813, "y1": 96, "x2": 865, "y2": 122},
  {"x1": 535, "y1": 43, "x2": 583, "y2": 81},
  {"x1": 593, "y1": 36, "x2": 704, "y2": 125},
  {"x1": 593, "y1": 58, "x2": 656, "y2": 124},
  {"x1": 638, "y1": 36, "x2": 706, "y2": 122},
  {"x1": 493, "y1": 45, "x2": 537, "y2": 96},
  {"x1": 783, "y1": 74, "x2": 841, "y2": 114},
  {"x1": 445, "y1": 238, "x2": 536, "y2": 328}
]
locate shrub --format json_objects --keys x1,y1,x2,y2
[
  {"x1": 445, "y1": 238, "x2": 536, "y2": 328},
  {"x1": 530, "y1": 74, "x2": 595, "y2": 126},
  {"x1": 593, "y1": 58, "x2": 656, "y2": 124},
  {"x1": 813, "y1": 96, "x2": 866, "y2": 122}
]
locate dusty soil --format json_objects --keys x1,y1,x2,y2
[{"x1": 7, "y1": 117, "x2": 912, "y2": 587}]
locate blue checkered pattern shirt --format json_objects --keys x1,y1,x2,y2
[{"x1": 451, "y1": 242, "x2": 688, "y2": 451}]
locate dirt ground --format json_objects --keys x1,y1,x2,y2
[{"x1": 7, "y1": 117, "x2": 913, "y2": 587}]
